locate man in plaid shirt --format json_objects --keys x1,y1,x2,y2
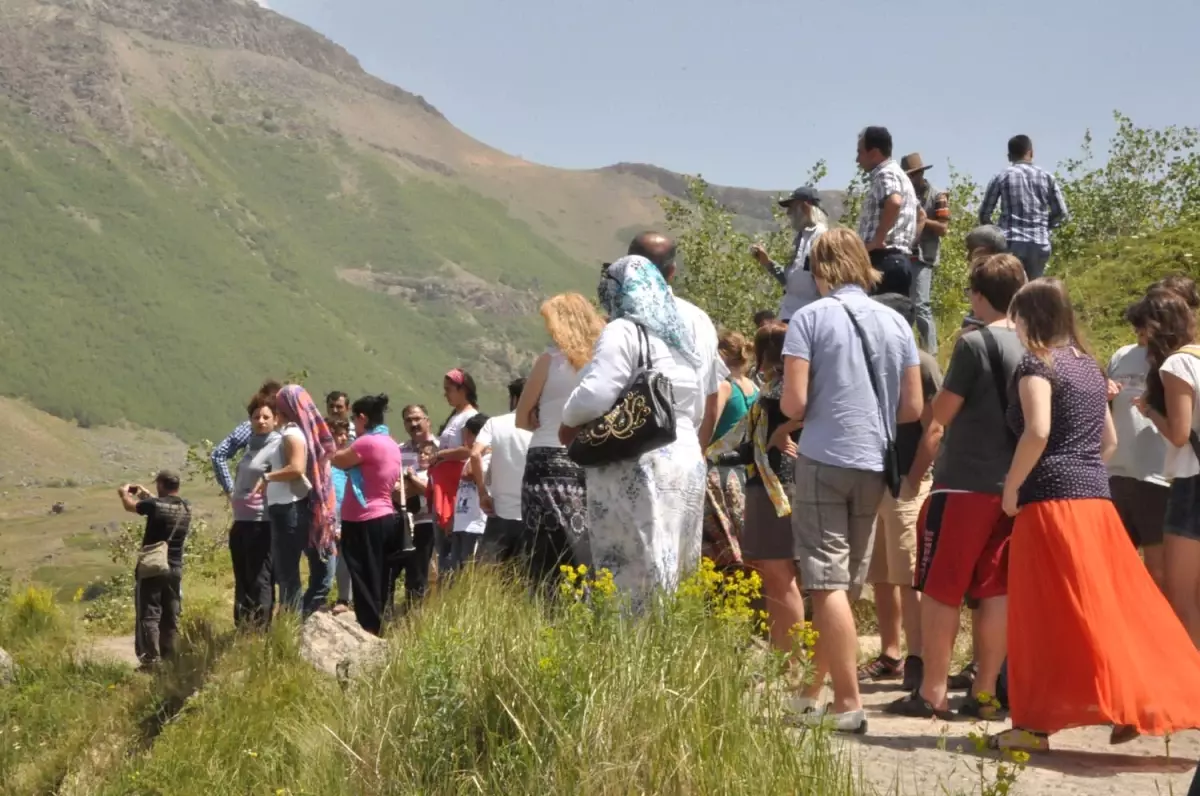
[
  {"x1": 978, "y1": 135, "x2": 1069, "y2": 279},
  {"x1": 856, "y1": 126, "x2": 919, "y2": 297}
]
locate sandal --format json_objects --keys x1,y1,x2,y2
[
  {"x1": 1110, "y1": 724, "x2": 1140, "y2": 745},
  {"x1": 884, "y1": 691, "x2": 956, "y2": 721},
  {"x1": 858, "y1": 654, "x2": 905, "y2": 682},
  {"x1": 947, "y1": 661, "x2": 978, "y2": 691},
  {"x1": 986, "y1": 728, "x2": 1050, "y2": 752},
  {"x1": 959, "y1": 694, "x2": 1006, "y2": 721}
]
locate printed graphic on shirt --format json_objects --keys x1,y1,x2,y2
[{"x1": 453, "y1": 481, "x2": 487, "y2": 535}]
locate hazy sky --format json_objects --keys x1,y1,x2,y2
[{"x1": 264, "y1": 0, "x2": 1199, "y2": 191}]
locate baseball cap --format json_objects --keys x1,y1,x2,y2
[{"x1": 778, "y1": 186, "x2": 822, "y2": 208}]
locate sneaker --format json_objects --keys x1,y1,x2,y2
[
  {"x1": 785, "y1": 694, "x2": 827, "y2": 716},
  {"x1": 858, "y1": 654, "x2": 904, "y2": 682},
  {"x1": 900, "y1": 655, "x2": 924, "y2": 692},
  {"x1": 947, "y1": 661, "x2": 978, "y2": 691},
  {"x1": 801, "y1": 707, "x2": 869, "y2": 735}
]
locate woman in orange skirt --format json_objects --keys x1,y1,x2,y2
[{"x1": 995, "y1": 278, "x2": 1200, "y2": 751}]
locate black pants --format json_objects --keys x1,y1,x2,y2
[
  {"x1": 482, "y1": 516, "x2": 526, "y2": 564},
  {"x1": 397, "y1": 522, "x2": 436, "y2": 608},
  {"x1": 229, "y1": 520, "x2": 273, "y2": 628},
  {"x1": 869, "y1": 249, "x2": 912, "y2": 297},
  {"x1": 341, "y1": 514, "x2": 402, "y2": 635},
  {"x1": 134, "y1": 569, "x2": 181, "y2": 663}
]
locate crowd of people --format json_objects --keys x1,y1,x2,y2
[{"x1": 120, "y1": 125, "x2": 1200, "y2": 758}]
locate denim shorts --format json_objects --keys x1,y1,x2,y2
[{"x1": 1165, "y1": 475, "x2": 1200, "y2": 541}]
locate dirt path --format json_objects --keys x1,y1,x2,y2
[
  {"x1": 78, "y1": 634, "x2": 140, "y2": 669},
  {"x1": 840, "y1": 637, "x2": 1199, "y2": 794}
]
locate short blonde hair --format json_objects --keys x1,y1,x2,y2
[
  {"x1": 809, "y1": 227, "x2": 882, "y2": 291},
  {"x1": 540, "y1": 292, "x2": 605, "y2": 370}
]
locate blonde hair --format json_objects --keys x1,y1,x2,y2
[
  {"x1": 809, "y1": 227, "x2": 882, "y2": 291},
  {"x1": 717, "y1": 329, "x2": 751, "y2": 369},
  {"x1": 540, "y1": 292, "x2": 605, "y2": 370}
]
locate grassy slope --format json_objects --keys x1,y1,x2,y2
[{"x1": 0, "y1": 102, "x2": 590, "y2": 441}]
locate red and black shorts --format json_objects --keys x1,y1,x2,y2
[{"x1": 915, "y1": 489, "x2": 1013, "y2": 608}]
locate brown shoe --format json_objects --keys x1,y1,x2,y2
[{"x1": 858, "y1": 654, "x2": 904, "y2": 682}]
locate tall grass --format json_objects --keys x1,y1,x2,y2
[{"x1": 95, "y1": 568, "x2": 862, "y2": 795}]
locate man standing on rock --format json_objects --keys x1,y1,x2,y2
[
  {"x1": 627, "y1": 231, "x2": 728, "y2": 448},
  {"x1": 901, "y1": 153, "x2": 950, "y2": 354}
]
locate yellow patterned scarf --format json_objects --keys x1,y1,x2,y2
[{"x1": 748, "y1": 380, "x2": 791, "y2": 517}]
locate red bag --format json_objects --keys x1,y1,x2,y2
[{"x1": 429, "y1": 459, "x2": 465, "y2": 530}]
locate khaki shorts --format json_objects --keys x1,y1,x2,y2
[
  {"x1": 792, "y1": 454, "x2": 886, "y2": 591},
  {"x1": 868, "y1": 475, "x2": 932, "y2": 586}
]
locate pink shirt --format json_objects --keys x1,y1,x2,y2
[{"x1": 340, "y1": 434, "x2": 403, "y2": 523}]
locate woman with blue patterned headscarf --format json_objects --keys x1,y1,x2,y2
[{"x1": 562, "y1": 255, "x2": 709, "y2": 604}]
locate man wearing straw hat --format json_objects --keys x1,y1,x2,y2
[{"x1": 900, "y1": 153, "x2": 950, "y2": 355}]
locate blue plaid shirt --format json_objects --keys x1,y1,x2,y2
[
  {"x1": 978, "y1": 162, "x2": 1069, "y2": 247},
  {"x1": 210, "y1": 420, "x2": 252, "y2": 494}
]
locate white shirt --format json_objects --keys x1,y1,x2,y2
[
  {"x1": 1159, "y1": 350, "x2": 1200, "y2": 479},
  {"x1": 474, "y1": 413, "x2": 531, "y2": 521},
  {"x1": 266, "y1": 424, "x2": 312, "y2": 506},
  {"x1": 562, "y1": 318, "x2": 704, "y2": 434},
  {"x1": 530, "y1": 347, "x2": 582, "y2": 449},
  {"x1": 1107, "y1": 344, "x2": 1169, "y2": 485},
  {"x1": 672, "y1": 291, "x2": 727, "y2": 396},
  {"x1": 454, "y1": 453, "x2": 490, "y2": 534},
  {"x1": 439, "y1": 407, "x2": 479, "y2": 450}
]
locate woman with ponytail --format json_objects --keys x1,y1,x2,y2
[{"x1": 428, "y1": 369, "x2": 480, "y2": 554}]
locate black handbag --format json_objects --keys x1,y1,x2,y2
[
  {"x1": 568, "y1": 324, "x2": 677, "y2": 467},
  {"x1": 837, "y1": 300, "x2": 902, "y2": 498}
]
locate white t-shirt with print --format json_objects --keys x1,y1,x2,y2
[
  {"x1": 453, "y1": 453, "x2": 490, "y2": 534},
  {"x1": 439, "y1": 407, "x2": 479, "y2": 450},
  {"x1": 1158, "y1": 349, "x2": 1200, "y2": 479},
  {"x1": 474, "y1": 413, "x2": 531, "y2": 522},
  {"x1": 1107, "y1": 344, "x2": 1169, "y2": 485}
]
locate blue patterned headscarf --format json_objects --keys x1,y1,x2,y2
[{"x1": 598, "y1": 255, "x2": 701, "y2": 368}]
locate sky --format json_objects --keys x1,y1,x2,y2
[{"x1": 263, "y1": 0, "x2": 1200, "y2": 191}]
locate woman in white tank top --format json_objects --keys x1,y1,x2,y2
[{"x1": 515, "y1": 293, "x2": 605, "y2": 586}]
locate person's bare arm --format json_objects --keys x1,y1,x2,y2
[
  {"x1": 331, "y1": 445, "x2": 362, "y2": 470},
  {"x1": 780, "y1": 357, "x2": 810, "y2": 421},
  {"x1": 118, "y1": 485, "x2": 145, "y2": 513},
  {"x1": 1002, "y1": 375, "x2": 1052, "y2": 515},
  {"x1": 516, "y1": 354, "x2": 550, "y2": 432},
  {"x1": 697, "y1": 390, "x2": 721, "y2": 449},
  {"x1": 1101, "y1": 406, "x2": 1118, "y2": 463},
  {"x1": 896, "y1": 365, "x2": 924, "y2": 425},
  {"x1": 264, "y1": 435, "x2": 306, "y2": 483}
]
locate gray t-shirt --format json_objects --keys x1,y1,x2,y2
[
  {"x1": 232, "y1": 432, "x2": 280, "y2": 522},
  {"x1": 1107, "y1": 344, "x2": 1168, "y2": 485},
  {"x1": 933, "y1": 326, "x2": 1025, "y2": 493}
]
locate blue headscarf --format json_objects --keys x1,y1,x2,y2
[{"x1": 598, "y1": 255, "x2": 701, "y2": 368}]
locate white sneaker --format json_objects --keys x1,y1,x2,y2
[{"x1": 801, "y1": 707, "x2": 868, "y2": 735}]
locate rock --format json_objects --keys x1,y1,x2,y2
[
  {"x1": 51, "y1": 502, "x2": 66, "y2": 514},
  {"x1": 299, "y1": 612, "x2": 384, "y2": 680},
  {"x1": 0, "y1": 647, "x2": 15, "y2": 685}
]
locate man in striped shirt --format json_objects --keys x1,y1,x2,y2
[
  {"x1": 856, "y1": 126, "x2": 919, "y2": 297},
  {"x1": 978, "y1": 135, "x2": 1069, "y2": 280}
]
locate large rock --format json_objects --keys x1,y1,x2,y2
[
  {"x1": 0, "y1": 646, "x2": 15, "y2": 685},
  {"x1": 299, "y1": 612, "x2": 385, "y2": 681}
]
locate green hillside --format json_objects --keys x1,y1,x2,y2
[{"x1": 0, "y1": 103, "x2": 590, "y2": 440}]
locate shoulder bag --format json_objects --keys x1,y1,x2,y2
[
  {"x1": 135, "y1": 499, "x2": 191, "y2": 581},
  {"x1": 568, "y1": 323, "x2": 677, "y2": 467},
  {"x1": 836, "y1": 300, "x2": 902, "y2": 498}
]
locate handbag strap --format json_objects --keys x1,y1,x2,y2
[
  {"x1": 158, "y1": 497, "x2": 191, "y2": 546},
  {"x1": 835, "y1": 298, "x2": 893, "y2": 447}
]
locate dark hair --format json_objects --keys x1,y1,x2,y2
[
  {"x1": 1154, "y1": 275, "x2": 1200, "y2": 310},
  {"x1": 753, "y1": 309, "x2": 777, "y2": 327},
  {"x1": 859, "y1": 126, "x2": 893, "y2": 158},
  {"x1": 872, "y1": 293, "x2": 916, "y2": 326},
  {"x1": 439, "y1": 371, "x2": 479, "y2": 434},
  {"x1": 417, "y1": 439, "x2": 438, "y2": 452},
  {"x1": 260, "y1": 379, "x2": 282, "y2": 397},
  {"x1": 325, "y1": 391, "x2": 348, "y2": 407},
  {"x1": 1008, "y1": 135, "x2": 1033, "y2": 161},
  {"x1": 155, "y1": 471, "x2": 181, "y2": 492},
  {"x1": 247, "y1": 392, "x2": 277, "y2": 418},
  {"x1": 351, "y1": 393, "x2": 390, "y2": 431},
  {"x1": 1141, "y1": 288, "x2": 1198, "y2": 412},
  {"x1": 326, "y1": 417, "x2": 350, "y2": 435},
  {"x1": 754, "y1": 321, "x2": 788, "y2": 376},
  {"x1": 401, "y1": 404, "x2": 429, "y2": 418},
  {"x1": 464, "y1": 413, "x2": 489, "y2": 438},
  {"x1": 508, "y1": 377, "x2": 527, "y2": 402},
  {"x1": 970, "y1": 254, "x2": 1027, "y2": 314},
  {"x1": 1008, "y1": 278, "x2": 1093, "y2": 363}
]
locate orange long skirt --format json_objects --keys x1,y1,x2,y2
[{"x1": 1009, "y1": 498, "x2": 1200, "y2": 735}]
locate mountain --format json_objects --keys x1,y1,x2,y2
[{"x1": 0, "y1": 0, "x2": 798, "y2": 440}]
